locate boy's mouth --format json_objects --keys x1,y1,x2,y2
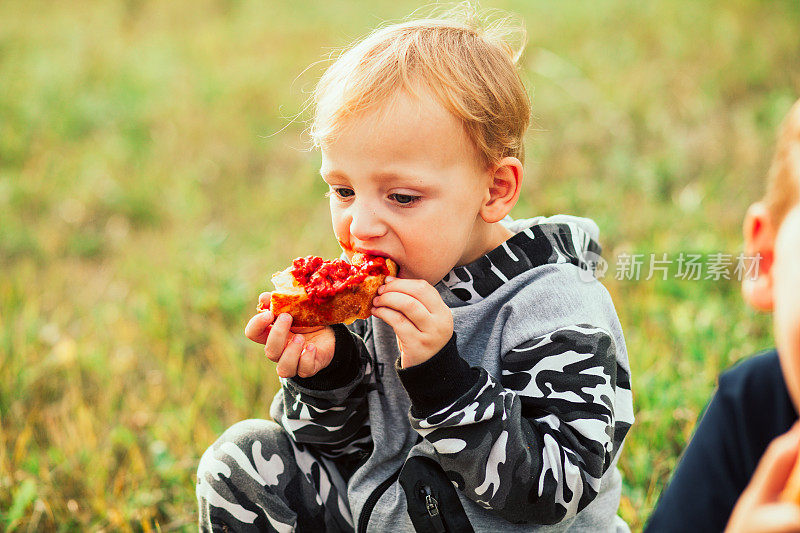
[
  {"x1": 345, "y1": 245, "x2": 400, "y2": 275},
  {"x1": 354, "y1": 248, "x2": 389, "y2": 259},
  {"x1": 339, "y1": 240, "x2": 390, "y2": 261}
]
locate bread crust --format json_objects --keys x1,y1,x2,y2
[{"x1": 266, "y1": 254, "x2": 397, "y2": 327}]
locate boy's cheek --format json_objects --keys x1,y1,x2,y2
[
  {"x1": 773, "y1": 207, "x2": 800, "y2": 406},
  {"x1": 774, "y1": 277, "x2": 800, "y2": 378},
  {"x1": 776, "y1": 305, "x2": 800, "y2": 414},
  {"x1": 773, "y1": 208, "x2": 800, "y2": 332}
]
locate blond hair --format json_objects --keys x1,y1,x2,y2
[
  {"x1": 309, "y1": 4, "x2": 531, "y2": 165},
  {"x1": 763, "y1": 99, "x2": 800, "y2": 226}
]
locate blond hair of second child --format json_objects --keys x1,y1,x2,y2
[
  {"x1": 646, "y1": 98, "x2": 800, "y2": 533},
  {"x1": 197, "y1": 7, "x2": 634, "y2": 532}
]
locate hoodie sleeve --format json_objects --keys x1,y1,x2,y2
[
  {"x1": 269, "y1": 323, "x2": 373, "y2": 462},
  {"x1": 397, "y1": 288, "x2": 633, "y2": 524}
]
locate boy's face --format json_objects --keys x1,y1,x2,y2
[
  {"x1": 319, "y1": 89, "x2": 509, "y2": 285},
  {"x1": 773, "y1": 206, "x2": 800, "y2": 410},
  {"x1": 745, "y1": 201, "x2": 800, "y2": 410}
]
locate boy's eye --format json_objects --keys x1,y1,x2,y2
[
  {"x1": 328, "y1": 187, "x2": 354, "y2": 199},
  {"x1": 389, "y1": 193, "x2": 420, "y2": 205}
]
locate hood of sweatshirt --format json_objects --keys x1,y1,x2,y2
[{"x1": 439, "y1": 214, "x2": 605, "y2": 304}]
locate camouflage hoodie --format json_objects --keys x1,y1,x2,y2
[{"x1": 272, "y1": 214, "x2": 635, "y2": 532}]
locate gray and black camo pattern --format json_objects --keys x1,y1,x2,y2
[
  {"x1": 412, "y1": 323, "x2": 631, "y2": 524},
  {"x1": 197, "y1": 216, "x2": 634, "y2": 532},
  {"x1": 196, "y1": 419, "x2": 354, "y2": 532}
]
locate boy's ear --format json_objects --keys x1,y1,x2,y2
[
  {"x1": 742, "y1": 202, "x2": 777, "y2": 311},
  {"x1": 480, "y1": 157, "x2": 523, "y2": 223}
]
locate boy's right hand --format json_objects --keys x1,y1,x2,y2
[
  {"x1": 726, "y1": 422, "x2": 800, "y2": 533},
  {"x1": 245, "y1": 292, "x2": 337, "y2": 379}
]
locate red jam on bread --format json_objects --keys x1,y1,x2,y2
[
  {"x1": 258, "y1": 253, "x2": 396, "y2": 326},
  {"x1": 290, "y1": 255, "x2": 391, "y2": 305}
]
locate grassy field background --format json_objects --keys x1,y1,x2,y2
[{"x1": 2, "y1": 0, "x2": 799, "y2": 530}]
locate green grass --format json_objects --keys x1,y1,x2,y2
[{"x1": 1, "y1": 0, "x2": 797, "y2": 530}]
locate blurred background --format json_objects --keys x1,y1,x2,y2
[{"x1": 2, "y1": 0, "x2": 799, "y2": 530}]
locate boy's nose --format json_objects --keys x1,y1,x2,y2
[{"x1": 348, "y1": 202, "x2": 387, "y2": 240}]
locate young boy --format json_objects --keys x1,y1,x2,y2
[
  {"x1": 197, "y1": 11, "x2": 634, "y2": 532},
  {"x1": 645, "y1": 99, "x2": 800, "y2": 532}
]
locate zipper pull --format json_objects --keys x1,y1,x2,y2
[
  {"x1": 420, "y1": 485, "x2": 446, "y2": 533},
  {"x1": 425, "y1": 491, "x2": 439, "y2": 517}
]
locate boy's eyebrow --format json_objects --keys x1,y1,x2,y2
[
  {"x1": 319, "y1": 169, "x2": 350, "y2": 182},
  {"x1": 320, "y1": 169, "x2": 428, "y2": 185}
]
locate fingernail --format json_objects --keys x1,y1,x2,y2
[
  {"x1": 385, "y1": 276, "x2": 395, "y2": 282},
  {"x1": 293, "y1": 334, "x2": 304, "y2": 344},
  {"x1": 279, "y1": 313, "x2": 292, "y2": 324},
  {"x1": 306, "y1": 343, "x2": 315, "y2": 352}
]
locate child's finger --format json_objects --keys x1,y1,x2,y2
[
  {"x1": 749, "y1": 425, "x2": 800, "y2": 503},
  {"x1": 753, "y1": 504, "x2": 800, "y2": 533},
  {"x1": 290, "y1": 326, "x2": 325, "y2": 334},
  {"x1": 245, "y1": 310, "x2": 274, "y2": 344},
  {"x1": 276, "y1": 333, "x2": 304, "y2": 378},
  {"x1": 265, "y1": 313, "x2": 293, "y2": 362},
  {"x1": 372, "y1": 291, "x2": 431, "y2": 329},
  {"x1": 378, "y1": 277, "x2": 442, "y2": 313},
  {"x1": 258, "y1": 292, "x2": 272, "y2": 308},
  {"x1": 296, "y1": 344, "x2": 317, "y2": 378},
  {"x1": 315, "y1": 341, "x2": 335, "y2": 370},
  {"x1": 372, "y1": 304, "x2": 421, "y2": 333}
]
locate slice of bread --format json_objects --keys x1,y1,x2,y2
[{"x1": 264, "y1": 253, "x2": 397, "y2": 327}]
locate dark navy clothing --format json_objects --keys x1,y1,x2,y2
[{"x1": 646, "y1": 349, "x2": 798, "y2": 533}]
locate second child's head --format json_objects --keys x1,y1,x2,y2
[
  {"x1": 310, "y1": 9, "x2": 531, "y2": 284},
  {"x1": 743, "y1": 98, "x2": 800, "y2": 408}
]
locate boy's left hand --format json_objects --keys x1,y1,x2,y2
[{"x1": 370, "y1": 277, "x2": 453, "y2": 368}]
